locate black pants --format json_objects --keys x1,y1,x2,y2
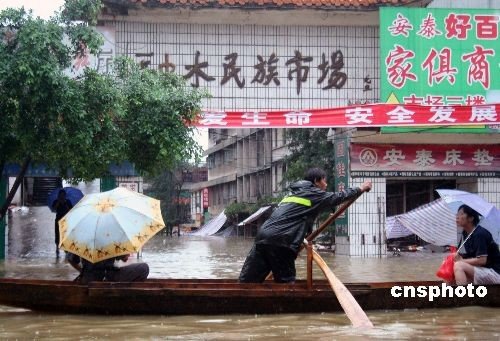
[
  {"x1": 239, "y1": 244, "x2": 296, "y2": 283},
  {"x1": 54, "y1": 220, "x2": 60, "y2": 246},
  {"x1": 79, "y1": 263, "x2": 150, "y2": 284},
  {"x1": 106, "y1": 263, "x2": 150, "y2": 282}
]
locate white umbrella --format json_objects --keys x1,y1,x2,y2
[
  {"x1": 59, "y1": 187, "x2": 165, "y2": 263},
  {"x1": 386, "y1": 199, "x2": 458, "y2": 246},
  {"x1": 436, "y1": 189, "x2": 500, "y2": 244}
]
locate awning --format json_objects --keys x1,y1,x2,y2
[
  {"x1": 190, "y1": 211, "x2": 227, "y2": 236},
  {"x1": 238, "y1": 206, "x2": 272, "y2": 227},
  {"x1": 386, "y1": 199, "x2": 458, "y2": 246},
  {"x1": 386, "y1": 216, "x2": 413, "y2": 240}
]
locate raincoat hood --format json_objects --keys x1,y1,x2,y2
[{"x1": 288, "y1": 180, "x2": 312, "y2": 192}]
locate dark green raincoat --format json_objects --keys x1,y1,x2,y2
[{"x1": 255, "y1": 180, "x2": 361, "y2": 253}]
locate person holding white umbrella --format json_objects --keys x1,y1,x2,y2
[
  {"x1": 453, "y1": 204, "x2": 500, "y2": 285},
  {"x1": 59, "y1": 187, "x2": 165, "y2": 284},
  {"x1": 66, "y1": 253, "x2": 149, "y2": 284}
]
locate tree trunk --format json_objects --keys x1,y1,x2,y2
[
  {"x1": 0, "y1": 157, "x2": 31, "y2": 220},
  {"x1": 0, "y1": 160, "x2": 5, "y2": 181}
]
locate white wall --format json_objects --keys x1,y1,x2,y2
[
  {"x1": 111, "y1": 21, "x2": 380, "y2": 112},
  {"x1": 337, "y1": 177, "x2": 387, "y2": 257},
  {"x1": 62, "y1": 179, "x2": 100, "y2": 195},
  {"x1": 7, "y1": 177, "x2": 21, "y2": 206}
]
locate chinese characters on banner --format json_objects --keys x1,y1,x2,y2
[
  {"x1": 334, "y1": 136, "x2": 350, "y2": 236},
  {"x1": 350, "y1": 144, "x2": 500, "y2": 177},
  {"x1": 202, "y1": 188, "x2": 209, "y2": 209},
  {"x1": 194, "y1": 103, "x2": 500, "y2": 128},
  {"x1": 71, "y1": 24, "x2": 378, "y2": 105},
  {"x1": 137, "y1": 50, "x2": 350, "y2": 95},
  {"x1": 380, "y1": 8, "x2": 500, "y2": 106}
]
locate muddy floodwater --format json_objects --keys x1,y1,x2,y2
[{"x1": 0, "y1": 207, "x2": 499, "y2": 340}]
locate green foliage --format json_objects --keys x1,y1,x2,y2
[
  {"x1": 145, "y1": 163, "x2": 192, "y2": 225},
  {"x1": 224, "y1": 195, "x2": 282, "y2": 225},
  {"x1": 0, "y1": 1, "x2": 209, "y2": 183},
  {"x1": 114, "y1": 57, "x2": 207, "y2": 175},
  {"x1": 255, "y1": 195, "x2": 282, "y2": 208},
  {"x1": 283, "y1": 129, "x2": 335, "y2": 191},
  {"x1": 224, "y1": 201, "x2": 253, "y2": 224},
  {"x1": 271, "y1": 130, "x2": 338, "y2": 236},
  {"x1": 49, "y1": 68, "x2": 126, "y2": 180},
  {"x1": 61, "y1": 0, "x2": 102, "y2": 25},
  {"x1": 0, "y1": 5, "x2": 98, "y2": 173}
]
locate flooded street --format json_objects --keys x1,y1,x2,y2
[{"x1": 1, "y1": 207, "x2": 500, "y2": 339}]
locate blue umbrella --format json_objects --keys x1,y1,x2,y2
[{"x1": 48, "y1": 187, "x2": 84, "y2": 213}]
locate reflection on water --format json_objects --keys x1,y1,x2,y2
[
  {"x1": 1, "y1": 305, "x2": 499, "y2": 340},
  {"x1": 1, "y1": 232, "x2": 446, "y2": 283},
  {"x1": 1, "y1": 207, "x2": 499, "y2": 339}
]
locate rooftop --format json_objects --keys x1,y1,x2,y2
[{"x1": 103, "y1": 0, "x2": 430, "y2": 11}]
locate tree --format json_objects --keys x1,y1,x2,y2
[
  {"x1": 0, "y1": 0, "x2": 208, "y2": 220},
  {"x1": 283, "y1": 128, "x2": 342, "y2": 240},
  {"x1": 114, "y1": 58, "x2": 205, "y2": 174},
  {"x1": 283, "y1": 128, "x2": 335, "y2": 190},
  {"x1": 224, "y1": 195, "x2": 282, "y2": 226},
  {"x1": 146, "y1": 162, "x2": 192, "y2": 231}
]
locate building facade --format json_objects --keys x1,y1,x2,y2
[{"x1": 99, "y1": 0, "x2": 499, "y2": 257}]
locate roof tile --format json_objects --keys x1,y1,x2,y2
[{"x1": 111, "y1": 0, "x2": 428, "y2": 9}]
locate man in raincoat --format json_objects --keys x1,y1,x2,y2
[{"x1": 239, "y1": 167, "x2": 372, "y2": 283}]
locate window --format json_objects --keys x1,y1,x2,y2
[
  {"x1": 207, "y1": 155, "x2": 215, "y2": 169},
  {"x1": 224, "y1": 148, "x2": 234, "y2": 164},
  {"x1": 256, "y1": 130, "x2": 265, "y2": 167},
  {"x1": 387, "y1": 179, "x2": 456, "y2": 216},
  {"x1": 215, "y1": 152, "x2": 223, "y2": 168},
  {"x1": 274, "y1": 164, "x2": 278, "y2": 191}
]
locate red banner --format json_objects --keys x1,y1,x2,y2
[
  {"x1": 195, "y1": 103, "x2": 500, "y2": 128},
  {"x1": 351, "y1": 144, "x2": 500, "y2": 173}
]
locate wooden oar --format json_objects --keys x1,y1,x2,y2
[{"x1": 311, "y1": 248, "x2": 374, "y2": 328}]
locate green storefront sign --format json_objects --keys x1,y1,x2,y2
[
  {"x1": 334, "y1": 135, "x2": 349, "y2": 237},
  {"x1": 380, "y1": 7, "x2": 500, "y2": 105}
]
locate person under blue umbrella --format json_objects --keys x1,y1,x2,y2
[
  {"x1": 51, "y1": 190, "x2": 73, "y2": 257},
  {"x1": 47, "y1": 187, "x2": 84, "y2": 213}
]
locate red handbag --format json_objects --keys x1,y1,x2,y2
[{"x1": 436, "y1": 246, "x2": 457, "y2": 282}]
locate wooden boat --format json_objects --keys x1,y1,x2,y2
[{"x1": 0, "y1": 278, "x2": 498, "y2": 315}]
